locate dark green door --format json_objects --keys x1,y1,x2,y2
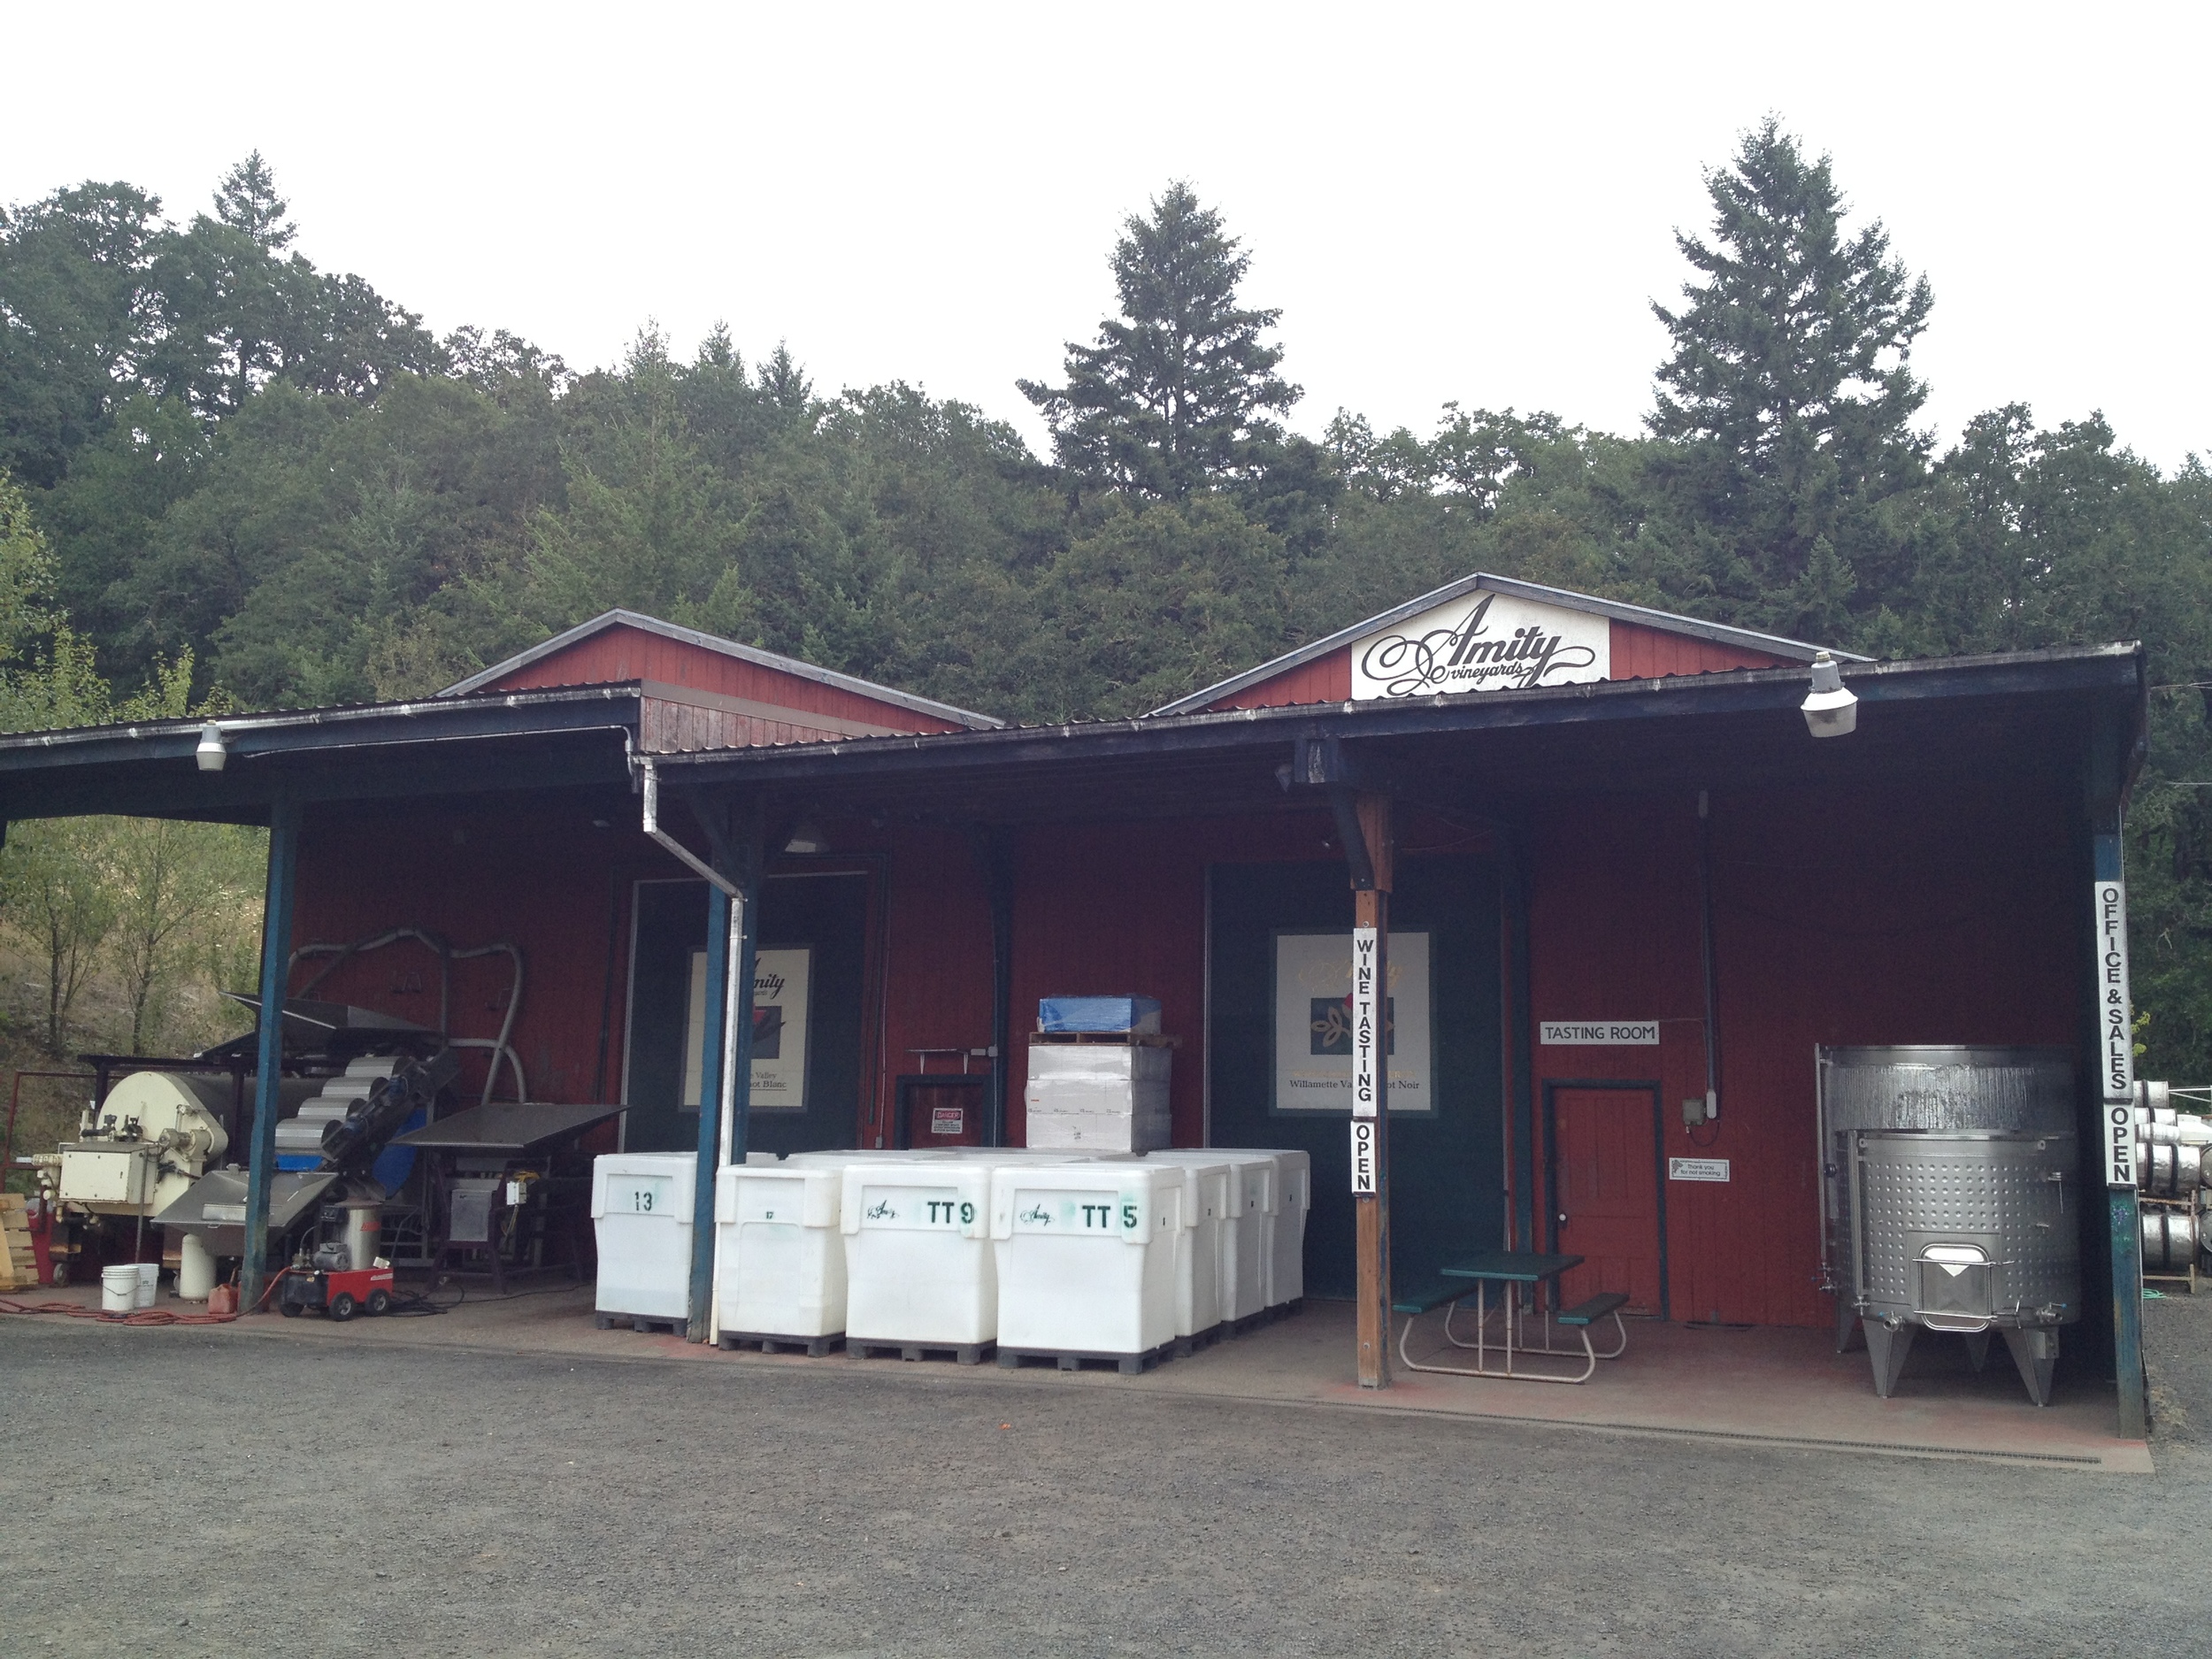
[
  {"x1": 622, "y1": 874, "x2": 869, "y2": 1155},
  {"x1": 1207, "y1": 857, "x2": 1502, "y2": 1297}
]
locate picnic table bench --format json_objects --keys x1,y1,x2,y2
[{"x1": 1393, "y1": 1251, "x2": 1631, "y2": 1383}]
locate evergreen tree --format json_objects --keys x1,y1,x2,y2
[
  {"x1": 1647, "y1": 119, "x2": 1933, "y2": 635},
  {"x1": 1020, "y1": 182, "x2": 1298, "y2": 500}
]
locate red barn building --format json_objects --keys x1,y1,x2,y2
[{"x1": 0, "y1": 578, "x2": 2150, "y2": 1432}]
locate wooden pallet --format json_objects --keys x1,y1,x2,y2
[
  {"x1": 595, "y1": 1310, "x2": 686, "y2": 1335},
  {"x1": 997, "y1": 1341, "x2": 1172, "y2": 1376},
  {"x1": 0, "y1": 1195, "x2": 34, "y2": 1292},
  {"x1": 849, "y1": 1340, "x2": 992, "y2": 1365},
  {"x1": 718, "y1": 1330, "x2": 844, "y2": 1356},
  {"x1": 1030, "y1": 1031, "x2": 1180, "y2": 1048}
]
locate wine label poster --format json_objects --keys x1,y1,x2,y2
[{"x1": 1271, "y1": 929, "x2": 1432, "y2": 1114}]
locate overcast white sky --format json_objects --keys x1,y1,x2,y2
[{"x1": 8, "y1": 4, "x2": 2208, "y2": 469}]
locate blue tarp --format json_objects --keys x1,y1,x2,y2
[{"x1": 1038, "y1": 995, "x2": 1161, "y2": 1033}]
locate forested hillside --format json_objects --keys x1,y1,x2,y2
[{"x1": 4, "y1": 127, "x2": 2212, "y2": 1078}]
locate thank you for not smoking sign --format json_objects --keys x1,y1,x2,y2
[{"x1": 2097, "y1": 880, "x2": 2137, "y2": 1188}]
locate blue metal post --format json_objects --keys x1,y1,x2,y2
[
  {"x1": 240, "y1": 798, "x2": 300, "y2": 1310},
  {"x1": 687, "y1": 883, "x2": 730, "y2": 1341}
]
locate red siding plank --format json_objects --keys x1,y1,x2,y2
[
  {"x1": 1208, "y1": 647, "x2": 1352, "y2": 711},
  {"x1": 1607, "y1": 619, "x2": 1788, "y2": 680}
]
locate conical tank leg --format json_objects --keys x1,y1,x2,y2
[
  {"x1": 2002, "y1": 1326, "x2": 2059, "y2": 1408},
  {"x1": 1834, "y1": 1297, "x2": 1863, "y2": 1354},
  {"x1": 1962, "y1": 1329, "x2": 1993, "y2": 1373},
  {"x1": 1864, "y1": 1319, "x2": 1916, "y2": 1397}
]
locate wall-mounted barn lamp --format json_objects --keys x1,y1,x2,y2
[
  {"x1": 195, "y1": 722, "x2": 228, "y2": 772},
  {"x1": 1801, "y1": 652, "x2": 1859, "y2": 738}
]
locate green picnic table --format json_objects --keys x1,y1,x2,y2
[{"x1": 1392, "y1": 1250, "x2": 1630, "y2": 1383}]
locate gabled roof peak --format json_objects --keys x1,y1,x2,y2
[
  {"x1": 1147, "y1": 572, "x2": 1863, "y2": 717},
  {"x1": 438, "y1": 609, "x2": 1002, "y2": 730}
]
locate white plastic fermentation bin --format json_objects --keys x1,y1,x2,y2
[
  {"x1": 713, "y1": 1162, "x2": 846, "y2": 1350},
  {"x1": 840, "y1": 1157, "x2": 1002, "y2": 1356},
  {"x1": 1144, "y1": 1156, "x2": 1229, "y2": 1340},
  {"x1": 1148, "y1": 1149, "x2": 1276, "y2": 1323},
  {"x1": 591, "y1": 1152, "x2": 696, "y2": 1325},
  {"x1": 1266, "y1": 1150, "x2": 1310, "y2": 1307},
  {"x1": 990, "y1": 1162, "x2": 1185, "y2": 1364}
]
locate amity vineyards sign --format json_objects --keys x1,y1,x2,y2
[{"x1": 1352, "y1": 589, "x2": 1609, "y2": 700}]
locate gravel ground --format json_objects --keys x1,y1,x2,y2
[{"x1": 4, "y1": 1307, "x2": 2209, "y2": 1659}]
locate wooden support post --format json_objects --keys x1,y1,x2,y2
[
  {"x1": 1349, "y1": 790, "x2": 1394, "y2": 1389},
  {"x1": 240, "y1": 798, "x2": 300, "y2": 1310}
]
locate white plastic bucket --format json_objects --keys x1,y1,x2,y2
[
  {"x1": 101, "y1": 1263, "x2": 138, "y2": 1315},
  {"x1": 135, "y1": 1262, "x2": 159, "y2": 1308}
]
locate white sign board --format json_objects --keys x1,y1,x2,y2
[
  {"x1": 2096, "y1": 879, "x2": 2137, "y2": 1187},
  {"x1": 1349, "y1": 1118, "x2": 1378, "y2": 1194},
  {"x1": 1350, "y1": 926, "x2": 1380, "y2": 1119},
  {"x1": 1668, "y1": 1157, "x2": 1730, "y2": 1183},
  {"x1": 1352, "y1": 588, "x2": 1609, "y2": 700},
  {"x1": 1273, "y1": 930, "x2": 1432, "y2": 1113},
  {"x1": 1540, "y1": 1021, "x2": 1661, "y2": 1046},
  {"x1": 683, "y1": 944, "x2": 813, "y2": 1112}
]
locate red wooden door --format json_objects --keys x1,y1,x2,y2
[{"x1": 1551, "y1": 1088, "x2": 1663, "y2": 1315}]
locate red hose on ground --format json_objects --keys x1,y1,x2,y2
[
  {"x1": 0, "y1": 1295, "x2": 239, "y2": 1325},
  {"x1": 0, "y1": 1268, "x2": 292, "y2": 1325}
]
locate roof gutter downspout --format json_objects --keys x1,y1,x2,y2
[{"x1": 638, "y1": 754, "x2": 743, "y2": 1343}]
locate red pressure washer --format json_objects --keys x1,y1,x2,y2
[{"x1": 278, "y1": 1242, "x2": 396, "y2": 1320}]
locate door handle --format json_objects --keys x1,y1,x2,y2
[{"x1": 1556, "y1": 1212, "x2": 1568, "y2": 1227}]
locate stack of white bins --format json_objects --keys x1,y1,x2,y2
[
  {"x1": 990, "y1": 1160, "x2": 1185, "y2": 1369},
  {"x1": 839, "y1": 1156, "x2": 1005, "y2": 1362},
  {"x1": 591, "y1": 1151, "x2": 697, "y2": 1331},
  {"x1": 1024, "y1": 1042, "x2": 1171, "y2": 1153},
  {"x1": 712, "y1": 1160, "x2": 846, "y2": 1355},
  {"x1": 1268, "y1": 1149, "x2": 1311, "y2": 1311},
  {"x1": 1148, "y1": 1149, "x2": 1277, "y2": 1326}
]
